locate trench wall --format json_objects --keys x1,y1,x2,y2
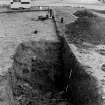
[
  {"x1": 7, "y1": 9, "x2": 104, "y2": 105},
  {"x1": 61, "y1": 38, "x2": 102, "y2": 105},
  {"x1": 53, "y1": 10, "x2": 104, "y2": 105}
]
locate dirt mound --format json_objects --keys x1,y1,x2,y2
[
  {"x1": 74, "y1": 9, "x2": 97, "y2": 17},
  {"x1": 65, "y1": 9, "x2": 105, "y2": 45},
  {"x1": 8, "y1": 40, "x2": 70, "y2": 105},
  {"x1": 91, "y1": 9, "x2": 105, "y2": 14}
]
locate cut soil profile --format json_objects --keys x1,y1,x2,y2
[
  {"x1": 8, "y1": 39, "x2": 71, "y2": 105},
  {"x1": 53, "y1": 7, "x2": 105, "y2": 105},
  {"x1": 64, "y1": 9, "x2": 105, "y2": 105},
  {"x1": 1, "y1": 7, "x2": 105, "y2": 105}
]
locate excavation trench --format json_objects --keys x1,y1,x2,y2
[
  {"x1": 7, "y1": 10, "x2": 105, "y2": 105},
  {"x1": 0, "y1": 8, "x2": 103, "y2": 105},
  {"x1": 8, "y1": 33, "x2": 102, "y2": 105},
  {"x1": 8, "y1": 37, "x2": 71, "y2": 105}
]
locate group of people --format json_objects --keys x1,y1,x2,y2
[
  {"x1": 48, "y1": 8, "x2": 54, "y2": 18},
  {"x1": 48, "y1": 8, "x2": 64, "y2": 23},
  {"x1": 39, "y1": 6, "x2": 64, "y2": 23}
]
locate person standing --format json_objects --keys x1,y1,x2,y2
[
  {"x1": 48, "y1": 9, "x2": 53, "y2": 18},
  {"x1": 61, "y1": 17, "x2": 64, "y2": 23}
]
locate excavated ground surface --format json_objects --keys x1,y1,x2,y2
[
  {"x1": 0, "y1": 11, "x2": 58, "y2": 76},
  {"x1": 0, "y1": 10, "x2": 69, "y2": 105},
  {"x1": 9, "y1": 40, "x2": 69, "y2": 105},
  {"x1": 2, "y1": 6, "x2": 105, "y2": 105},
  {"x1": 54, "y1": 6, "x2": 105, "y2": 105},
  {"x1": 65, "y1": 9, "x2": 105, "y2": 45}
]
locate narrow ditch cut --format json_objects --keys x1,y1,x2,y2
[
  {"x1": 7, "y1": 9, "x2": 105, "y2": 105},
  {"x1": 8, "y1": 34, "x2": 103, "y2": 105},
  {"x1": 8, "y1": 38, "x2": 72, "y2": 105}
]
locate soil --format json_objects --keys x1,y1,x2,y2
[
  {"x1": 9, "y1": 40, "x2": 69, "y2": 105},
  {"x1": 54, "y1": 7, "x2": 105, "y2": 105},
  {"x1": 0, "y1": 10, "x2": 67, "y2": 105},
  {"x1": 1, "y1": 6, "x2": 105, "y2": 105},
  {"x1": 65, "y1": 9, "x2": 105, "y2": 46}
]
